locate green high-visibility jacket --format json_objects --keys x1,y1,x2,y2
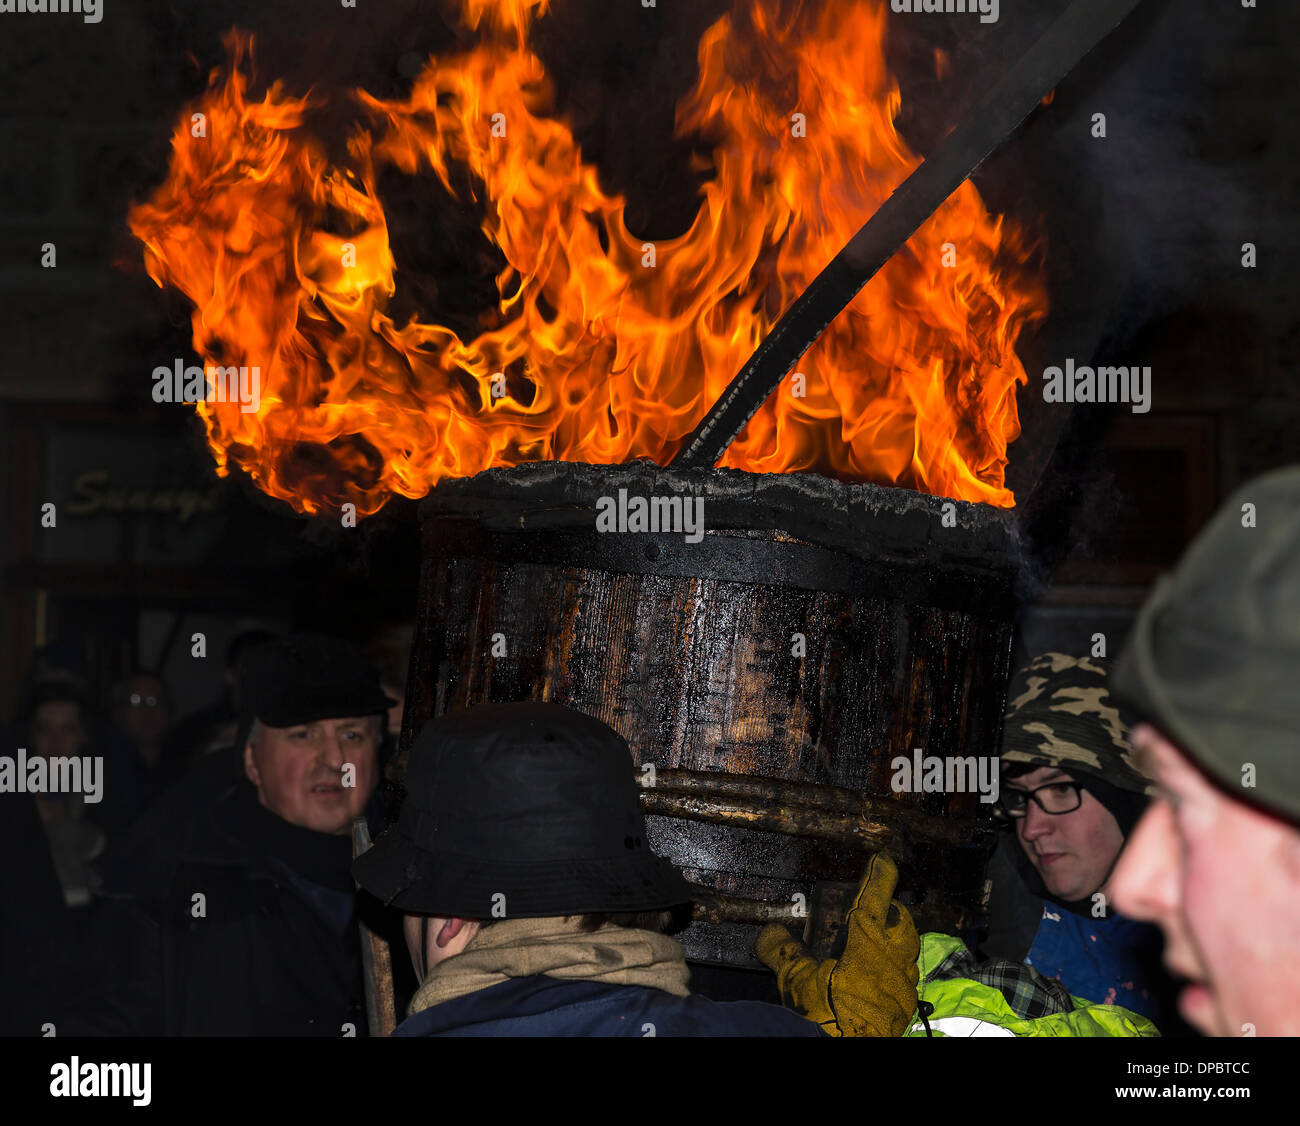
[{"x1": 904, "y1": 934, "x2": 1161, "y2": 1038}]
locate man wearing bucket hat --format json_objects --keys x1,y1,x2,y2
[
  {"x1": 354, "y1": 701, "x2": 919, "y2": 1036},
  {"x1": 980, "y1": 653, "x2": 1184, "y2": 1030},
  {"x1": 66, "y1": 633, "x2": 395, "y2": 1035},
  {"x1": 1110, "y1": 466, "x2": 1300, "y2": 1037}
]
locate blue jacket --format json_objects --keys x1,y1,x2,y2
[
  {"x1": 392, "y1": 974, "x2": 825, "y2": 1037},
  {"x1": 1023, "y1": 902, "x2": 1167, "y2": 1020}
]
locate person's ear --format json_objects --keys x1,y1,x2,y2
[
  {"x1": 435, "y1": 917, "x2": 469, "y2": 949},
  {"x1": 243, "y1": 740, "x2": 262, "y2": 787}
]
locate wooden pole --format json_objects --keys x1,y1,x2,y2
[{"x1": 351, "y1": 818, "x2": 397, "y2": 1038}]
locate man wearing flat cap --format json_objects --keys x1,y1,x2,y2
[
  {"x1": 65, "y1": 634, "x2": 395, "y2": 1036},
  {"x1": 1110, "y1": 467, "x2": 1300, "y2": 1037},
  {"x1": 355, "y1": 701, "x2": 919, "y2": 1036}
]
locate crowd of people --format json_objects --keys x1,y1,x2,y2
[
  {"x1": 1, "y1": 465, "x2": 1296, "y2": 1039},
  {"x1": 0, "y1": 628, "x2": 405, "y2": 1034}
]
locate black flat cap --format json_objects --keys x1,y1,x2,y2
[{"x1": 238, "y1": 633, "x2": 396, "y2": 729}]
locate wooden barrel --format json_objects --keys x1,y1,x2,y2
[{"x1": 398, "y1": 461, "x2": 1021, "y2": 970}]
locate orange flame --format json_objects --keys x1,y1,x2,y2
[{"x1": 129, "y1": 0, "x2": 1046, "y2": 515}]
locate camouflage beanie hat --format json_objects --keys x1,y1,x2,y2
[
  {"x1": 1114, "y1": 466, "x2": 1300, "y2": 824},
  {"x1": 1000, "y1": 653, "x2": 1153, "y2": 796}
]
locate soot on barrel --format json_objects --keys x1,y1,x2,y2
[{"x1": 398, "y1": 461, "x2": 1021, "y2": 973}]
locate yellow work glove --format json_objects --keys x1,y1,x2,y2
[{"x1": 756, "y1": 852, "x2": 920, "y2": 1037}]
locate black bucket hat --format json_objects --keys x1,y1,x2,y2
[{"x1": 352, "y1": 702, "x2": 694, "y2": 917}]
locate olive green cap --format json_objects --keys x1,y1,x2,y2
[{"x1": 1113, "y1": 466, "x2": 1300, "y2": 824}]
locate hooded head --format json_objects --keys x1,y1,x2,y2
[{"x1": 999, "y1": 653, "x2": 1152, "y2": 907}]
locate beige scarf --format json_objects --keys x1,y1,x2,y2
[{"x1": 409, "y1": 916, "x2": 692, "y2": 1015}]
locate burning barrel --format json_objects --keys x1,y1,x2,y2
[{"x1": 398, "y1": 460, "x2": 1020, "y2": 970}]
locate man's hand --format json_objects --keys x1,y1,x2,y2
[{"x1": 756, "y1": 852, "x2": 920, "y2": 1037}]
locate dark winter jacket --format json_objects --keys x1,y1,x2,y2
[
  {"x1": 65, "y1": 764, "x2": 368, "y2": 1037},
  {"x1": 392, "y1": 973, "x2": 825, "y2": 1037},
  {"x1": 0, "y1": 791, "x2": 79, "y2": 1035}
]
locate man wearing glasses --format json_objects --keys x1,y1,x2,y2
[{"x1": 981, "y1": 653, "x2": 1186, "y2": 1032}]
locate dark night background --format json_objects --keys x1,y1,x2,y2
[
  {"x1": 0, "y1": 0, "x2": 1292, "y2": 1072},
  {"x1": 0, "y1": 0, "x2": 1295, "y2": 748}
]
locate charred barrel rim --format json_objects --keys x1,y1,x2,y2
[
  {"x1": 412, "y1": 460, "x2": 1018, "y2": 964},
  {"x1": 420, "y1": 462, "x2": 1023, "y2": 610}
]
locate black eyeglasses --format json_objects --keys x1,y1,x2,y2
[{"x1": 999, "y1": 781, "x2": 1084, "y2": 818}]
